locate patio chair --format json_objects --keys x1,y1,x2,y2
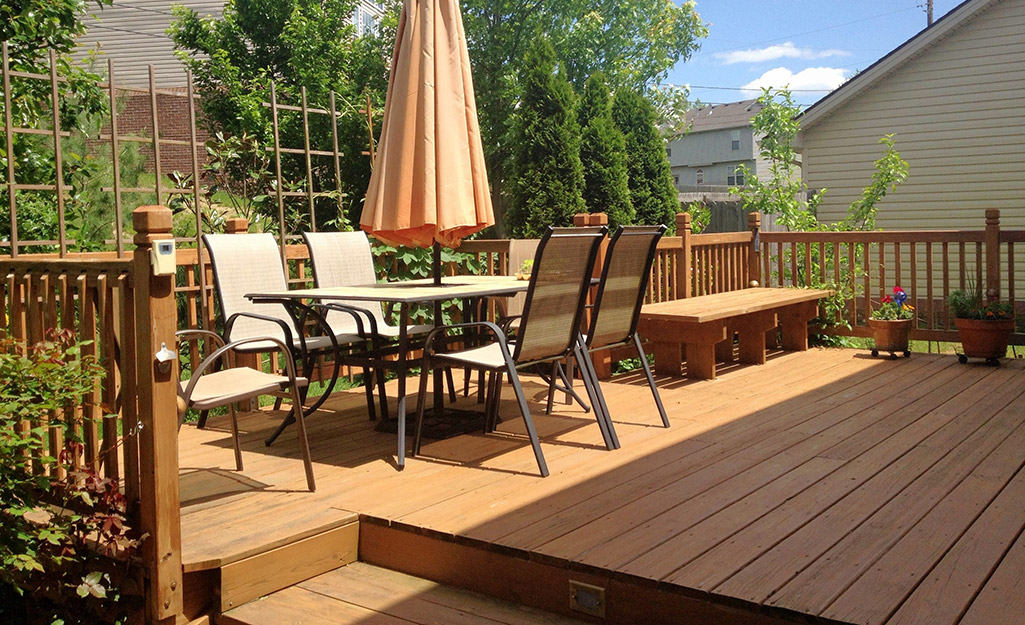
[
  {"x1": 411, "y1": 226, "x2": 613, "y2": 477},
  {"x1": 175, "y1": 329, "x2": 316, "y2": 491},
  {"x1": 302, "y1": 231, "x2": 439, "y2": 417},
  {"x1": 554, "y1": 225, "x2": 669, "y2": 444},
  {"x1": 203, "y1": 233, "x2": 374, "y2": 445}
]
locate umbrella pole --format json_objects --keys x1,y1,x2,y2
[{"x1": 433, "y1": 241, "x2": 443, "y2": 286}]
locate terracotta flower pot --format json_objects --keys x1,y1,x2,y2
[
  {"x1": 954, "y1": 317, "x2": 1014, "y2": 364},
  {"x1": 868, "y1": 318, "x2": 912, "y2": 358}
]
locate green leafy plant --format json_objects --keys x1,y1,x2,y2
[
  {"x1": 370, "y1": 241, "x2": 482, "y2": 325},
  {"x1": 683, "y1": 200, "x2": 710, "y2": 234},
  {"x1": 517, "y1": 259, "x2": 534, "y2": 276},
  {"x1": 949, "y1": 281, "x2": 1013, "y2": 320},
  {"x1": 0, "y1": 330, "x2": 144, "y2": 625},
  {"x1": 871, "y1": 286, "x2": 915, "y2": 321}
]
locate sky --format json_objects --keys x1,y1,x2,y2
[{"x1": 668, "y1": 0, "x2": 965, "y2": 109}]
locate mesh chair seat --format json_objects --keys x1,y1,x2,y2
[
  {"x1": 432, "y1": 342, "x2": 507, "y2": 369},
  {"x1": 179, "y1": 368, "x2": 310, "y2": 411}
]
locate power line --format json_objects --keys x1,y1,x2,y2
[{"x1": 686, "y1": 84, "x2": 836, "y2": 93}]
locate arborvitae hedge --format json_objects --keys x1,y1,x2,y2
[
  {"x1": 505, "y1": 40, "x2": 585, "y2": 238},
  {"x1": 578, "y1": 73, "x2": 633, "y2": 230},
  {"x1": 613, "y1": 88, "x2": 679, "y2": 234}
]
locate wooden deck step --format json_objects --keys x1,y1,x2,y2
[{"x1": 218, "y1": 562, "x2": 593, "y2": 625}]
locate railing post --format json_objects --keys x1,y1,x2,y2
[
  {"x1": 748, "y1": 212, "x2": 762, "y2": 287},
  {"x1": 675, "y1": 212, "x2": 692, "y2": 299},
  {"x1": 985, "y1": 209, "x2": 1000, "y2": 302},
  {"x1": 132, "y1": 205, "x2": 183, "y2": 624},
  {"x1": 225, "y1": 217, "x2": 250, "y2": 234},
  {"x1": 575, "y1": 213, "x2": 612, "y2": 379}
]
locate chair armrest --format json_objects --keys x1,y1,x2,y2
[
  {"x1": 422, "y1": 321, "x2": 508, "y2": 355},
  {"x1": 175, "y1": 328, "x2": 226, "y2": 350},
  {"x1": 316, "y1": 302, "x2": 377, "y2": 338},
  {"x1": 180, "y1": 335, "x2": 301, "y2": 406},
  {"x1": 225, "y1": 311, "x2": 294, "y2": 348}
]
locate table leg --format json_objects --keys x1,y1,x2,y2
[
  {"x1": 780, "y1": 301, "x2": 819, "y2": 351},
  {"x1": 737, "y1": 310, "x2": 778, "y2": 365}
]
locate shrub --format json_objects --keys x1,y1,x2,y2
[{"x1": 0, "y1": 330, "x2": 143, "y2": 625}]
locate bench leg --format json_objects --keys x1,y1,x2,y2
[
  {"x1": 780, "y1": 301, "x2": 819, "y2": 351},
  {"x1": 716, "y1": 327, "x2": 736, "y2": 364},
  {"x1": 652, "y1": 341, "x2": 683, "y2": 377},
  {"x1": 685, "y1": 342, "x2": 718, "y2": 380},
  {"x1": 737, "y1": 311, "x2": 779, "y2": 365},
  {"x1": 683, "y1": 321, "x2": 728, "y2": 380}
]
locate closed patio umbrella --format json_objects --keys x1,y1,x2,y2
[{"x1": 361, "y1": 0, "x2": 493, "y2": 284}]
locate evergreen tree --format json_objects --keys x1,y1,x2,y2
[
  {"x1": 578, "y1": 73, "x2": 633, "y2": 229},
  {"x1": 612, "y1": 88, "x2": 680, "y2": 233},
  {"x1": 506, "y1": 40, "x2": 585, "y2": 238}
]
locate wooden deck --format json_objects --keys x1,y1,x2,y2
[{"x1": 178, "y1": 349, "x2": 1025, "y2": 625}]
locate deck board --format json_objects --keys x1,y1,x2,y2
[{"x1": 178, "y1": 349, "x2": 1025, "y2": 625}]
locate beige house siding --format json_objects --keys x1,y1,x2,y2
[
  {"x1": 799, "y1": 0, "x2": 1025, "y2": 232},
  {"x1": 74, "y1": 0, "x2": 224, "y2": 87}
]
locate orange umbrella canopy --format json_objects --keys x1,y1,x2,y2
[{"x1": 360, "y1": 0, "x2": 493, "y2": 249}]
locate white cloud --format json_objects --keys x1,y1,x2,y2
[
  {"x1": 741, "y1": 67, "x2": 849, "y2": 94},
  {"x1": 716, "y1": 42, "x2": 850, "y2": 65}
]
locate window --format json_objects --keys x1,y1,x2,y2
[
  {"x1": 673, "y1": 175, "x2": 680, "y2": 187},
  {"x1": 727, "y1": 166, "x2": 745, "y2": 186},
  {"x1": 666, "y1": 147, "x2": 672, "y2": 158},
  {"x1": 695, "y1": 168, "x2": 704, "y2": 184},
  {"x1": 731, "y1": 130, "x2": 741, "y2": 151}
]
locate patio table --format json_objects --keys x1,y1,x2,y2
[{"x1": 247, "y1": 275, "x2": 529, "y2": 470}]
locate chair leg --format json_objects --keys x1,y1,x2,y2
[
  {"x1": 445, "y1": 367, "x2": 457, "y2": 402},
  {"x1": 504, "y1": 364, "x2": 549, "y2": 478},
  {"x1": 376, "y1": 365, "x2": 390, "y2": 421},
  {"x1": 634, "y1": 333, "x2": 670, "y2": 428},
  {"x1": 545, "y1": 361, "x2": 559, "y2": 415},
  {"x1": 287, "y1": 386, "x2": 316, "y2": 492},
  {"x1": 477, "y1": 370, "x2": 486, "y2": 403},
  {"x1": 412, "y1": 359, "x2": 433, "y2": 456},
  {"x1": 489, "y1": 372, "x2": 505, "y2": 432},
  {"x1": 575, "y1": 341, "x2": 619, "y2": 450},
  {"x1": 228, "y1": 405, "x2": 244, "y2": 471},
  {"x1": 362, "y1": 367, "x2": 377, "y2": 421},
  {"x1": 196, "y1": 410, "x2": 210, "y2": 429},
  {"x1": 555, "y1": 361, "x2": 590, "y2": 413}
]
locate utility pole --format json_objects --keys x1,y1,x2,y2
[{"x1": 927, "y1": 0, "x2": 934, "y2": 26}]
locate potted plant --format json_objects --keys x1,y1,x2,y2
[
  {"x1": 948, "y1": 283, "x2": 1015, "y2": 365},
  {"x1": 514, "y1": 258, "x2": 534, "y2": 280},
  {"x1": 869, "y1": 286, "x2": 914, "y2": 359}
]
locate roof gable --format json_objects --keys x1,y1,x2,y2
[
  {"x1": 684, "y1": 99, "x2": 762, "y2": 134},
  {"x1": 799, "y1": 0, "x2": 1000, "y2": 128}
]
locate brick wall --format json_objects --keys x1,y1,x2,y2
[{"x1": 106, "y1": 89, "x2": 212, "y2": 175}]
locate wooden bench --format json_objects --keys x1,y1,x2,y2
[{"x1": 638, "y1": 287, "x2": 834, "y2": 380}]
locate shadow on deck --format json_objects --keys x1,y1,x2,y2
[{"x1": 177, "y1": 348, "x2": 1025, "y2": 625}]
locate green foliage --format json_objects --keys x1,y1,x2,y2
[
  {"x1": 506, "y1": 40, "x2": 585, "y2": 237},
  {"x1": 0, "y1": 0, "x2": 127, "y2": 250},
  {"x1": 733, "y1": 88, "x2": 909, "y2": 234},
  {"x1": 683, "y1": 200, "x2": 710, "y2": 234},
  {"x1": 169, "y1": 0, "x2": 399, "y2": 228},
  {"x1": 460, "y1": 0, "x2": 706, "y2": 231},
  {"x1": 369, "y1": 241, "x2": 482, "y2": 325},
  {"x1": 949, "y1": 280, "x2": 1013, "y2": 320},
  {"x1": 578, "y1": 73, "x2": 633, "y2": 229},
  {"x1": 612, "y1": 88, "x2": 679, "y2": 233},
  {"x1": 0, "y1": 330, "x2": 143, "y2": 625},
  {"x1": 733, "y1": 88, "x2": 910, "y2": 339}
]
